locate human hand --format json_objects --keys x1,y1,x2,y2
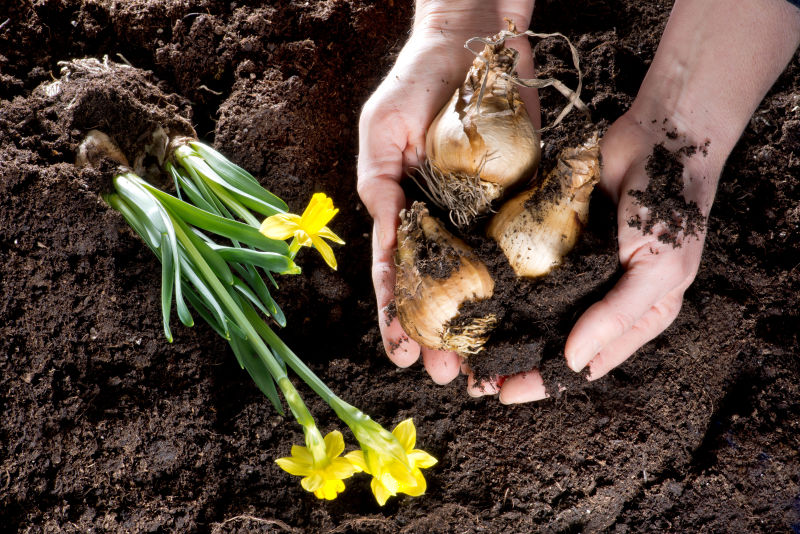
[
  {"x1": 495, "y1": 0, "x2": 800, "y2": 403},
  {"x1": 563, "y1": 112, "x2": 718, "y2": 380},
  {"x1": 357, "y1": 1, "x2": 537, "y2": 385}
]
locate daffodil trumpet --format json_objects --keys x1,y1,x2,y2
[
  {"x1": 394, "y1": 202, "x2": 497, "y2": 355},
  {"x1": 82, "y1": 130, "x2": 435, "y2": 504},
  {"x1": 488, "y1": 133, "x2": 601, "y2": 278},
  {"x1": 416, "y1": 23, "x2": 588, "y2": 229}
]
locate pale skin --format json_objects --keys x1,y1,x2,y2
[{"x1": 357, "y1": 0, "x2": 800, "y2": 403}]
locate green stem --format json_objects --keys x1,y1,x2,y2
[
  {"x1": 288, "y1": 238, "x2": 301, "y2": 259},
  {"x1": 170, "y1": 212, "x2": 314, "y2": 427}
]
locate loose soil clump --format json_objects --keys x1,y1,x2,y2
[{"x1": 628, "y1": 141, "x2": 707, "y2": 247}]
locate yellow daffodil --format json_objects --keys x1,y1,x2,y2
[
  {"x1": 348, "y1": 419, "x2": 437, "y2": 506},
  {"x1": 259, "y1": 193, "x2": 345, "y2": 270},
  {"x1": 276, "y1": 430, "x2": 361, "y2": 500}
]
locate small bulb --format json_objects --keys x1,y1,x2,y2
[
  {"x1": 488, "y1": 134, "x2": 601, "y2": 278},
  {"x1": 394, "y1": 203, "x2": 496, "y2": 354}
]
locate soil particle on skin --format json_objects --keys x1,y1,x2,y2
[
  {"x1": 385, "y1": 300, "x2": 397, "y2": 326},
  {"x1": 627, "y1": 142, "x2": 706, "y2": 247}
]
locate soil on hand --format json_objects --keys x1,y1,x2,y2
[
  {"x1": 2, "y1": 1, "x2": 799, "y2": 533},
  {"x1": 628, "y1": 141, "x2": 707, "y2": 247}
]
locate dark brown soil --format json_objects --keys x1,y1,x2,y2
[{"x1": 2, "y1": 1, "x2": 799, "y2": 533}]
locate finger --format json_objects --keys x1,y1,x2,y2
[
  {"x1": 564, "y1": 250, "x2": 687, "y2": 373},
  {"x1": 357, "y1": 170, "x2": 405, "y2": 251},
  {"x1": 357, "y1": 102, "x2": 408, "y2": 250},
  {"x1": 421, "y1": 347, "x2": 461, "y2": 385},
  {"x1": 498, "y1": 370, "x2": 547, "y2": 404},
  {"x1": 586, "y1": 289, "x2": 684, "y2": 380},
  {"x1": 505, "y1": 37, "x2": 541, "y2": 130},
  {"x1": 373, "y1": 227, "x2": 421, "y2": 367},
  {"x1": 466, "y1": 371, "x2": 500, "y2": 397}
]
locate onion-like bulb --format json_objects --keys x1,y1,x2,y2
[
  {"x1": 488, "y1": 134, "x2": 601, "y2": 278},
  {"x1": 419, "y1": 29, "x2": 541, "y2": 228},
  {"x1": 394, "y1": 202, "x2": 497, "y2": 355}
]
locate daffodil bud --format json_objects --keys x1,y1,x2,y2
[
  {"x1": 418, "y1": 32, "x2": 541, "y2": 228},
  {"x1": 488, "y1": 134, "x2": 601, "y2": 278},
  {"x1": 394, "y1": 202, "x2": 496, "y2": 355}
]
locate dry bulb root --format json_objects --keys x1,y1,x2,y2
[
  {"x1": 488, "y1": 133, "x2": 601, "y2": 278},
  {"x1": 394, "y1": 202, "x2": 497, "y2": 354}
]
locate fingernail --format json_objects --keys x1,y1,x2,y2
[{"x1": 568, "y1": 340, "x2": 601, "y2": 372}]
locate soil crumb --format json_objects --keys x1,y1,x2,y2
[
  {"x1": 628, "y1": 142, "x2": 706, "y2": 247},
  {"x1": 397, "y1": 203, "x2": 462, "y2": 280},
  {"x1": 384, "y1": 300, "x2": 397, "y2": 326}
]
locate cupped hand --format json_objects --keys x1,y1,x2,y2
[
  {"x1": 357, "y1": 9, "x2": 538, "y2": 386},
  {"x1": 495, "y1": 110, "x2": 723, "y2": 403}
]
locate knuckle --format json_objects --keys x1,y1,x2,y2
[{"x1": 611, "y1": 311, "x2": 637, "y2": 337}]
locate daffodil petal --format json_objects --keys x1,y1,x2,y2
[
  {"x1": 371, "y1": 478, "x2": 394, "y2": 506},
  {"x1": 324, "y1": 430, "x2": 345, "y2": 458},
  {"x1": 260, "y1": 213, "x2": 301, "y2": 240},
  {"x1": 301, "y1": 194, "x2": 331, "y2": 232},
  {"x1": 387, "y1": 460, "x2": 419, "y2": 489},
  {"x1": 314, "y1": 479, "x2": 344, "y2": 500},
  {"x1": 408, "y1": 449, "x2": 438, "y2": 469},
  {"x1": 290, "y1": 444, "x2": 314, "y2": 464},
  {"x1": 328, "y1": 457, "x2": 358, "y2": 479},
  {"x1": 317, "y1": 225, "x2": 345, "y2": 244},
  {"x1": 301, "y1": 194, "x2": 339, "y2": 234},
  {"x1": 276, "y1": 456, "x2": 312, "y2": 477},
  {"x1": 301, "y1": 473, "x2": 324, "y2": 493},
  {"x1": 392, "y1": 419, "x2": 417, "y2": 452},
  {"x1": 310, "y1": 235, "x2": 337, "y2": 270},
  {"x1": 400, "y1": 469, "x2": 428, "y2": 497},
  {"x1": 345, "y1": 450, "x2": 367, "y2": 473},
  {"x1": 293, "y1": 231, "x2": 313, "y2": 248}
]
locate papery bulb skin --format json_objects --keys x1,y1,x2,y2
[
  {"x1": 421, "y1": 31, "x2": 541, "y2": 228},
  {"x1": 488, "y1": 134, "x2": 601, "y2": 278},
  {"x1": 395, "y1": 202, "x2": 496, "y2": 354}
]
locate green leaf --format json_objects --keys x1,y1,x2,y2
[
  {"x1": 141, "y1": 183, "x2": 290, "y2": 256},
  {"x1": 231, "y1": 276, "x2": 274, "y2": 321},
  {"x1": 166, "y1": 162, "x2": 184, "y2": 201},
  {"x1": 106, "y1": 194, "x2": 158, "y2": 252},
  {"x1": 182, "y1": 284, "x2": 227, "y2": 339},
  {"x1": 189, "y1": 141, "x2": 288, "y2": 214},
  {"x1": 169, "y1": 212, "x2": 234, "y2": 286},
  {"x1": 114, "y1": 174, "x2": 165, "y2": 246},
  {"x1": 170, "y1": 163, "x2": 215, "y2": 212},
  {"x1": 266, "y1": 271, "x2": 279, "y2": 289},
  {"x1": 180, "y1": 256, "x2": 230, "y2": 339},
  {"x1": 180, "y1": 159, "x2": 234, "y2": 218},
  {"x1": 234, "y1": 263, "x2": 286, "y2": 327},
  {"x1": 236, "y1": 294, "x2": 287, "y2": 373},
  {"x1": 229, "y1": 333, "x2": 284, "y2": 415},
  {"x1": 160, "y1": 233, "x2": 175, "y2": 343},
  {"x1": 212, "y1": 246, "x2": 295, "y2": 274}
]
